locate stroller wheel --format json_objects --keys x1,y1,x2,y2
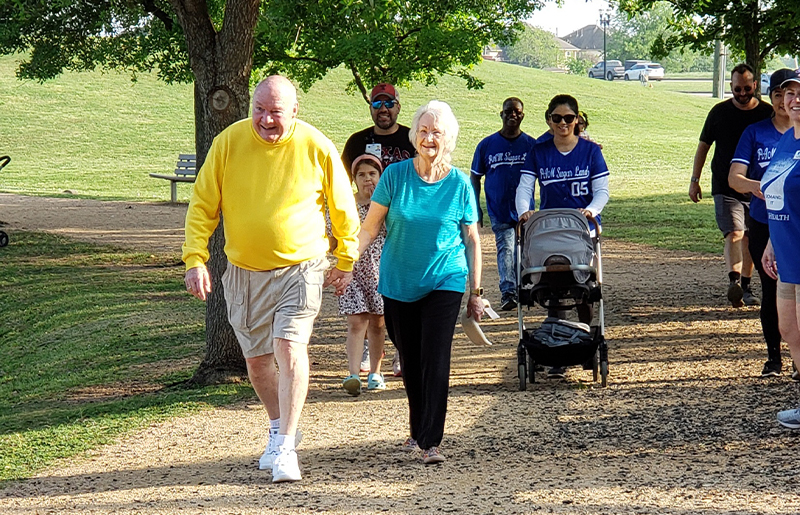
[
  {"x1": 0, "y1": 231, "x2": 8, "y2": 248},
  {"x1": 600, "y1": 361, "x2": 608, "y2": 387},
  {"x1": 518, "y1": 363, "x2": 527, "y2": 391}
]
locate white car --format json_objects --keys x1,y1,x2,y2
[
  {"x1": 624, "y1": 63, "x2": 665, "y2": 81},
  {"x1": 761, "y1": 72, "x2": 771, "y2": 94}
]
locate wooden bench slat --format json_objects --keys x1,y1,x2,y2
[{"x1": 150, "y1": 153, "x2": 198, "y2": 202}]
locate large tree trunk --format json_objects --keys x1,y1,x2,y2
[
  {"x1": 742, "y1": 1, "x2": 763, "y2": 94},
  {"x1": 170, "y1": 0, "x2": 260, "y2": 384}
]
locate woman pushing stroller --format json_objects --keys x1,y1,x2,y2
[{"x1": 515, "y1": 94, "x2": 610, "y2": 378}]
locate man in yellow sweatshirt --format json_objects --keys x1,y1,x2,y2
[{"x1": 183, "y1": 76, "x2": 360, "y2": 483}]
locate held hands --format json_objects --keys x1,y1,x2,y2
[
  {"x1": 185, "y1": 266, "x2": 212, "y2": 301},
  {"x1": 689, "y1": 181, "x2": 702, "y2": 203},
  {"x1": 466, "y1": 293, "x2": 485, "y2": 321},
  {"x1": 323, "y1": 267, "x2": 353, "y2": 296}
]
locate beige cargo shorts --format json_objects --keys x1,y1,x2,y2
[{"x1": 222, "y1": 257, "x2": 327, "y2": 358}]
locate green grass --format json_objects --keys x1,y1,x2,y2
[
  {"x1": 0, "y1": 232, "x2": 253, "y2": 482},
  {"x1": 0, "y1": 54, "x2": 725, "y2": 253}
]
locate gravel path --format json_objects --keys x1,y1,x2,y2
[{"x1": 1, "y1": 193, "x2": 798, "y2": 515}]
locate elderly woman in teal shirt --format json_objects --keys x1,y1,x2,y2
[{"x1": 358, "y1": 100, "x2": 484, "y2": 465}]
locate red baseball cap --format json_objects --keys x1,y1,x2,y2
[{"x1": 370, "y1": 83, "x2": 399, "y2": 102}]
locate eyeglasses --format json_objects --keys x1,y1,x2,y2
[
  {"x1": 733, "y1": 85, "x2": 753, "y2": 93},
  {"x1": 371, "y1": 99, "x2": 397, "y2": 109},
  {"x1": 503, "y1": 108, "x2": 523, "y2": 116},
  {"x1": 549, "y1": 114, "x2": 577, "y2": 124}
]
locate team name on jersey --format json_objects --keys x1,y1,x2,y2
[
  {"x1": 487, "y1": 151, "x2": 527, "y2": 168},
  {"x1": 539, "y1": 165, "x2": 590, "y2": 182},
  {"x1": 757, "y1": 147, "x2": 776, "y2": 162},
  {"x1": 768, "y1": 212, "x2": 790, "y2": 221}
]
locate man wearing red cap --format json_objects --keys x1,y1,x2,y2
[
  {"x1": 342, "y1": 83, "x2": 416, "y2": 172},
  {"x1": 342, "y1": 83, "x2": 416, "y2": 377}
]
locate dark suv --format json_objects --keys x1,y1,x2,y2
[{"x1": 588, "y1": 60, "x2": 625, "y2": 81}]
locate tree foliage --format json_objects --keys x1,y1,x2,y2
[
  {"x1": 1, "y1": 0, "x2": 545, "y2": 100},
  {"x1": 606, "y1": 3, "x2": 712, "y2": 72},
  {"x1": 501, "y1": 24, "x2": 561, "y2": 69},
  {"x1": 616, "y1": 0, "x2": 800, "y2": 74},
  {"x1": 564, "y1": 56, "x2": 592, "y2": 76}
]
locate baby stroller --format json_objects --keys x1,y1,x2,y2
[
  {"x1": 0, "y1": 155, "x2": 10, "y2": 248},
  {"x1": 515, "y1": 208, "x2": 608, "y2": 390}
]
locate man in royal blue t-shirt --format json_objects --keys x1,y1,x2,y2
[{"x1": 471, "y1": 98, "x2": 536, "y2": 310}]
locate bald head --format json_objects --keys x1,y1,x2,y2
[{"x1": 252, "y1": 75, "x2": 298, "y2": 143}]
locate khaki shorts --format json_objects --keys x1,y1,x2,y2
[
  {"x1": 222, "y1": 258, "x2": 327, "y2": 358},
  {"x1": 777, "y1": 277, "x2": 800, "y2": 302}
]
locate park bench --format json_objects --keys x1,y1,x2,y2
[{"x1": 149, "y1": 153, "x2": 197, "y2": 202}]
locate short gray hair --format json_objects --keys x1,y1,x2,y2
[{"x1": 409, "y1": 100, "x2": 459, "y2": 164}]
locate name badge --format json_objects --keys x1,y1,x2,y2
[{"x1": 365, "y1": 143, "x2": 382, "y2": 160}]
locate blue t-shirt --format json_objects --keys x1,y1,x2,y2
[
  {"x1": 762, "y1": 128, "x2": 800, "y2": 284},
  {"x1": 536, "y1": 131, "x2": 554, "y2": 144},
  {"x1": 470, "y1": 131, "x2": 536, "y2": 225},
  {"x1": 371, "y1": 159, "x2": 478, "y2": 302},
  {"x1": 521, "y1": 137, "x2": 609, "y2": 223},
  {"x1": 732, "y1": 118, "x2": 785, "y2": 224}
]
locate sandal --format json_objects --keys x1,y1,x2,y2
[{"x1": 342, "y1": 374, "x2": 362, "y2": 396}]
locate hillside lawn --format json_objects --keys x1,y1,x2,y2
[{"x1": 0, "y1": 54, "x2": 727, "y2": 253}]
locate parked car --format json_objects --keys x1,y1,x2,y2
[
  {"x1": 761, "y1": 72, "x2": 771, "y2": 94},
  {"x1": 624, "y1": 63, "x2": 665, "y2": 81},
  {"x1": 588, "y1": 60, "x2": 625, "y2": 81},
  {"x1": 624, "y1": 59, "x2": 649, "y2": 71}
]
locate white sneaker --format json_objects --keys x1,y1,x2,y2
[
  {"x1": 272, "y1": 448, "x2": 302, "y2": 482},
  {"x1": 259, "y1": 429, "x2": 303, "y2": 470},
  {"x1": 360, "y1": 340, "x2": 370, "y2": 372}
]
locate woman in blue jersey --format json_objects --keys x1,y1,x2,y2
[
  {"x1": 515, "y1": 94, "x2": 610, "y2": 378},
  {"x1": 357, "y1": 100, "x2": 484, "y2": 463},
  {"x1": 762, "y1": 71, "x2": 800, "y2": 429},
  {"x1": 729, "y1": 68, "x2": 795, "y2": 378}
]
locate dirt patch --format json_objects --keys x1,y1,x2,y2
[{"x1": 1, "y1": 193, "x2": 798, "y2": 515}]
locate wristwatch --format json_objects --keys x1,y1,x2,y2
[
  {"x1": 690, "y1": 176, "x2": 700, "y2": 183},
  {"x1": 471, "y1": 287, "x2": 483, "y2": 296}
]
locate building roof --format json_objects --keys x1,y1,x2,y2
[
  {"x1": 562, "y1": 24, "x2": 605, "y2": 51},
  {"x1": 554, "y1": 37, "x2": 580, "y2": 51}
]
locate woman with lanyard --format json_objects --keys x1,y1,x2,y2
[
  {"x1": 515, "y1": 94, "x2": 610, "y2": 379},
  {"x1": 729, "y1": 68, "x2": 795, "y2": 378},
  {"x1": 762, "y1": 70, "x2": 800, "y2": 429}
]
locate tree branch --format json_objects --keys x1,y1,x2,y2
[
  {"x1": 139, "y1": 0, "x2": 174, "y2": 31},
  {"x1": 348, "y1": 63, "x2": 369, "y2": 103}
]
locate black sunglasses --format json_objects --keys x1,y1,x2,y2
[
  {"x1": 733, "y1": 85, "x2": 753, "y2": 93},
  {"x1": 549, "y1": 113, "x2": 577, "y2": 124},
  {"x1": 371, "y1": 99, "x2": 397, "y2": 109}
]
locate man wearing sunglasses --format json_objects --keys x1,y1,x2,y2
[
  {"x1": 341, "y1": 83, "x2": 416, "y2": 377},
  {"x1": 342, "y1": 83, "x2": 416, "y2": 172},
  {"x1": 691, "y1": 63, "x2": 773, "y2": 307}
]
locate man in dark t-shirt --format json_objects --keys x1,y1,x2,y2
[
  {"x1": 341, "y1": 83, "x2": 416, "y2": 172},
  {"x1": 690, "y1": 63, "x2": 773, "y2": 307},
  {"x1": 341, "y1": 83, "x2": 416, "y2": 378}
]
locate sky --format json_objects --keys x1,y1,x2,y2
[{"x1": 528, "y1": 0, "x2": 612, "y2": 37}]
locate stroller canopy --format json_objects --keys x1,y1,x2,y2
[{"x1": 520, "y1": 208, "x2": 594, "y2": 286}]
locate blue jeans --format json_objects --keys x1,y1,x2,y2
[{"x1": 491, "y1": 221, "x2": 516, "y2": 297}]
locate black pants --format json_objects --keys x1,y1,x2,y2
[
  {"x1": 383, "y1": 291, "x2": 463, "y2": 450},
  {"x1": 748, "y1": 218, "x2": 782, "y2": 362}
]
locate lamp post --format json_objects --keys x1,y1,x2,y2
[{"x1": 599, "y1": 10, "x2": 611, "y2": 80}]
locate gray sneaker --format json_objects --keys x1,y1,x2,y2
[
  {"x1": 743, "y1": 288, "x2": 760, "y2": 306},
  {"x1": 777, "y1": 406, "x2": 800, "y2": 429}
]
